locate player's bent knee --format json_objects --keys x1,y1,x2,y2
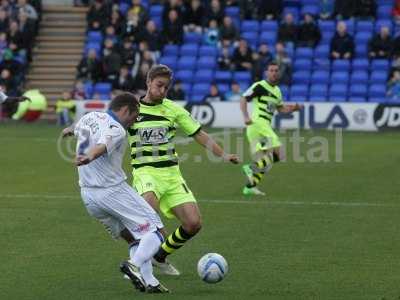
[{"x1": 183, "y1": 218, "x2": 202, "y2": 235}]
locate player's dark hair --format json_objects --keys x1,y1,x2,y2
[
  {"x1": 267, "y1": 61, "x2": 279, "y2": 68},
  {"x1": 109, "y1": 92, "x2": 139, "y2": 114},
  {"x1": 147, "y1": 64, "x2": 173, "y2": 82}
]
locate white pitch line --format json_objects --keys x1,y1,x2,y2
[{"x1": 0, "y1": 193, "x2": 398, "y2": 208}]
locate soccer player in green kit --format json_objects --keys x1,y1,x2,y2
[
  {"x1": 240, "y1": 61, "x2": 303, "y2": 196},
  {"x1": 128, "y1": 64, "x2": 239, "y2": 275}
]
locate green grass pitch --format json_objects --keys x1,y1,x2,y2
[{"x1": 1, "y1": 123, "x2": 400, "y2": 300}]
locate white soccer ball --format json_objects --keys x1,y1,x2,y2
[{"x1": 197, "y1": 253, "x2": 228, "y2": 283}]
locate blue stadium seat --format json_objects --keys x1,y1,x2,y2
[
  {"x1": 369, "y1": 83, "x2": 387, "y2": 98},
  {"x1": 314, "y1": 45, "x2": 329, "y2": 58},
  {"x1": 290, "y1": 84, "x2": 309, "y2": 98},
  {"x1": 355, "y1": 32, "x2": 373, "y2": 44},
  {"x1": 356, "y1": 20, "x2": 374, "y2": 32},
  {"x1": 351, "y1": 71, "x2": 369, "y2": 84},
  {"x1": 290, "y1": 95, "x2": 308, "y2": 102},
  {"x1": 180, "y1": 44, "x2": 199, "y2": 56},
  {"x1": 163, "y1": 45, "x2": 179, "y2": 56},
  {"x1": 377, "y1": 5, "x2": 392, "y2": 19},
  {"x1": 217, "y1": 83, "x2": 230, "y2": 95},
  {"x1": 329, "y1": 84, "x2": 348, "y2": 100},
  {"x1": 233, "y1": 71, "x2": 251, "y2": 82},
  {"x1": 261, "y1": 21, "x2": 278, "y2": 32},
  {"x1": 84, "y1": 43, "x2": 101, "y2": 56},
  {"x1": 87, "y1": 31, "x2": 103, "y2": 43},
  {"x1": 313, "y1": 58, "x2": 330, "y2": 70},
  {"x1": 175, "y1": 70, "x2": 194, "y2": 83},
  {"x1": 192, "y1": 83, "x2": 210, "y2": 95},
  {"x1": 293, "y1": 71, "x2": 311, "y2": 84},
  {"x1": 225, "y1": 6, "x2": 240, "y2": 19},
  {"x1": 197, "y1": 56, "x2": 216, "y2": 69},
  {"x1": 349, "y1": 84, "x2": 368, "y2": 98},
  {"x1": 294, "y1": 59, "x2": 312, "y2": 71},
  {"x1": 311, "y1": 70, "x2": 330, "y2": 84},
  {"x1": 375, "y1": 20, "x2": 394, "y2": 33},
  {"x1": 119, "y1": 2, "x2": 130, "y2": 15},
  {"x1": 181, "y1": 83, "x2": 192, "y2": 95},
  {"x1": 370, "y1": 59, "x2": 389, "y2": 71},
  {"x1": 369, "y1": 97, "x2": 389, "y2": 103},
  {"x1": 215, "y1": 71, "x2": 232, "y2": 83},
  {"x1": 301, "y1": 5, "x2": 320, "y2": 16},
  {"x1": 331, "y1": 71, "x2": 350, "y2": 84},
  {"x1": 159, "y1": 56, "x2": 177, "y2": 69},
  {"x1": 84, "y1": 82, "x2": 93, "y2": 98},
  {"x1": 301, "y1": 0, "x2": 319, "y2": 4},
  {"x1": 370, "y1": 71, "x2": 388, "y2": 84},
  {"x1": 352, "y1": 58, "x2": 369, "y2": 71},
  {"x1": 355, "y1": 44, "x2": 368, "y2": 58},
  {"x1": 282, "y1": 7, "x2": 300, "y2": 21},
  {"x1": 152, "y1": 16, "x2": 162, "y2": 29},
  {"x1": 332, "y1": 60, "x2": 351, "y2": 71},
  {"x1": 343, "y1": 19, "x2": 355, "y2": 34},
  {"x1": 296, "y1": 47, "x2": 313, "y2": 59},
  {"x1": 318, "y1": 20, "x2": 335, "y2": 33},
  {"x1": 348, "y1": 97, "x2": 367, "y2": 102},
  {"x1": 310, "y1": 84, "x2": 328, "y2": 98},
  {"x1": 241, "y1": 20, "x2": 260, "y2": 32},
  {"x1": 280, "y1": 85, "x2": 289, "y2": 99},
  {"x1": 184, "y1": 32, "x2": 202, "y2": 44},
  {"x1": 199, "y1": 46, "x2": 218, "y2": 57},
  {"x1": 149, "y1": 5, "x2": 163, "y2": 17},
  {"x1": 189, "y1": 93, "x2": 205, "y2": 103},
  {"x1": 241, "y1": 32, "x2": 259, "y2": 47},
  {"x1": 94, "y1": 82, "x2": 112, "y2": 95},
  {"x1": 259, "y1": 31, "x2": 277, "y2": 46},
  {"x1": 177, "y1": 56, "x2": 197, "y2": 70},
  {"x1": 194, "y1": 70, "x2": 214, "y2": 83}
]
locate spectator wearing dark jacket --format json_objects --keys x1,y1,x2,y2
[
  {"x1": 258, "y1": 0, "x2": 282, "y2": 20},
  {"x1": 278, "y1": 13, "x2": 298, "y2": 45},
  {"x1": 231, "y1": 39, "x2": 253, "y2": 71},
  {"x1": 163, "y1": 0, "x2": 184, "y2": 26},
  {"x1": 252, "y1": 43, "x2": 274, "y2": 81},
  {"x1": 184, "y1": 0, "x2": 204, "y2": 32},
  {"x1": 297, "y1": 13, "x2": 321, "y2": 47},
  {"x1": 206, "y1": 0, "x2": 224, "y2": 25},
  {"x1": 392, "y1": 35, "x2": 400, "y2": 58},
  {"x1": 202, "y1": 83, "x2": 224, "y2": 102},
  {"x1": 122, "y1": 10, "x2": 141, "y2": 43},
  {"x1": 356, "y1": 0, "x2": 376, "y2": 18},
  {"x1": 102, "y1": 38, "x2": 121, "y2": 81},
  {"x1": 167, "y1": 80, "x2": 186, "y2": 100},
  {"x1": 77, "y1": 49, "x2": 103, "y2": 82},
  {"x1": 108, "y1": 10, "x2": 124, "y2": 36},
  {"x1": 162, "y1": 9, "x2": 183, "y2": 45},
  {"x1": 334, "y1": 0, "x2": 357, "y2": 19},
  {"x1": 87, "y1": 0, "x2": 108, "y2": 30},
  {"x1": 368, "y1": 26, "x2": 392, "y2": 59},
  {"x1": 219, "y1": 16, "x2": 239, "y2": 45},
  {"x1": 330, "y1": 21, "x2": 354, "y2": 59},
  {"x1": 0, "y1": 9, "x2": 9, "y2": 32},
  {"x1": 112, "y1": 65, "x2": 135, "y2": 91},
  {"x1": 138, "y1": 20, "x2": 161, "y2": 52}
]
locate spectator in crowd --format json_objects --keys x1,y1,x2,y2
[
  {"x1": 184, "y1": 0, "x2": 204, "y2": 32},
  {"x1": 202, "y1": 83, "x2": 224, "y2": 102},
  {"x1": 162, "y1": 9, "x2": 183, "y2": 45},
  {"x1": 239, "y1": 0, "x2": 258, "y2": 20},
  {"x1": 55, "y1": 91, "x2": 75, "y2": 126},
  {"x1": 17, "y1": 0, "x2": 38, "y2": 22},
  {"x1": 7, "y1": 20, "x2": 22, "y2": 51},
  {"x1": 0, "y1": 49, "x2": 21, "y2": 78},
  {"x1": 330, "y1": 21, "x2": 354, "y2": 59},
  {"x1": 167, "y1": 79, "x2": 186, "y2": 100},
  {"x1": 320, "y1": 0, "x2": 334, "y2": 19},
  {"x1": 356, "y1": 0, "x2": 376, "y2": 19},
  {"x1": 231, "y1": 39, "x2": 253, "y2": 71},
  {"x1": 225, "y1": 81, "x2": 242, "y2": 101},
  {"x1": 133, "y1": 62, "x2": 150, "y2": 93},
  {"x1": 218, "y1": 46, "x2": 233, "y2": 70},
  {"x1": 252, "y1": 43, "x2": 274, "y2": 81},
  {"x1": 0, "y1": 32, "x2": 8, "y2": 55},
  {"x1": 119, "y1": 38, "x2": 139, "y2": 70},
  {"x1": 18, "y1": 12, "x2": 35, "y2": 54},
  {"x1": 225, "y1": 0, "x2": 238, "y2": 6},
  {"x1": 277, "y1": 13, "x2": 298, "y2": 47},
  {"x1": 297, "y1": 13, "x2": 321, "y2": 48},
  {"x1": 138, "y1": 20, "x2": 161, "y2": 53},
  {"x1": 104, "y1": 25, "x2": 117, "y2": 44},
  {"x1": 139, "y1": 49, "x2": 156, "y2": 68},
  {"x1": 0, "y1": 10, "x2": 9, "y2": 32},
  {"x1": 122, "y1": 10, "x2": 141, "y2": 42},
  {"x1": 206, "y1": 0, "x2": 224, "y2": 25},
  {"x1": 334, "y1": 0, "x2": 357, "y2": 19},
  {"x1": 0, "y1": 68, "x2": 15, "y2": 94},
  {"x1": 258, "y1": 0, "x2": 282, "y2": 20},
  {"x1": 393, "y1": 0, "x2": 400, "y2": 24},
  {"x1": 102, "y1": 38, "x2": 121, "y2": 82},
  {"x1": 108, "y1": 9, "x2": 124, "y2": 36},
  {"x1": 87, "y1": 0, "x2": 108, "y2": 31},
  {"x1": 387, "y1": 70, "x2": 400, "y2": 100},
  {"x1": 163, "y1": 0, "x2": 184, "y2": 25},
  {"x1": 392, "y1": 35, "x2": 400, "y2": 58},
  {"x1": 368, "y1": 26, "x2": 392, "y2": 59},
  {"x1": 204, "y1": 19, "x2": 219, "y2": 46},
  {"x1": 219, "y1": 16, "x2": 239, "y2": 46},
  {"x1": 275, "y1": 42, "x2": 292, "y2": 85},
  {"x1": 71, "y1": 80, "x2": 87, "y2": 100},
  {"x1": 77, "y1": 49, "x2": 103, "y2": 82},
  {"x1": 112, "y1": 65, "x2": 135, "y2": 91},
  {"x1": 128, "y1": 0, "x2": 148, "y2": 25}
]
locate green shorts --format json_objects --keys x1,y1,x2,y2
[
  {"x1": 132, "y1": 165, "x2": 196, "y2": 219},
  {"x1": 246, "y1": 122, "x2": 281, "y2": 154}
]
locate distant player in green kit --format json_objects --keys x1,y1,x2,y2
[
  {"x1": 129, "y1": 64, "x2": 239, "y2": 275},
  {"x1": 240, "y1": 61, "x2": 303, "y2": 196}
]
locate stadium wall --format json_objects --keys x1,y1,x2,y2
[{"x1": 75, "y1": 101, "x2": 400, "y2": 131}]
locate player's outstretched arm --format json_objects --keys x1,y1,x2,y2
[
  {"x1": 76, "y1": 144, "x2": 107, "y2": 166},
  {"x1": 61, "y1": 126, "x2": 75, "y2": 138},
  {"x1": 193, "y1": 130, "x2": 239, "y2": 164},
  {"x1": 7, "y1": 95, "x2": 31, "y2": 102},
  {"x1": 240, "y1": 97, "x2": 252, "y2": 125},
  {"x1": 277, "y1": 103, "x2": 304, "y2": 114}
]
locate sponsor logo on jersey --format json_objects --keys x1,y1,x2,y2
[{"x1": 138, "y1": 127, "x2": 168, "y2": 144}]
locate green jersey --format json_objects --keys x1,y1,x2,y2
[
  {"x1": 128, "y1": 99, "x2": 201, "y2": 169},
  {"x1": 242, "y1": 80, "x2": 283, "y2": 125}
]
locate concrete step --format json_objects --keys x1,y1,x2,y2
[
  {"x1": 43, "y1": 5, "x2": 88, "y2": 13},
  {"x1": 33, "y1": 47, "x2": 82, "y2": 55},
  {"x1": 40, "y1": 20, "x2": 86, "y2": 28},
  {"x1": 36, "y1": 35, "x2": 85, "y2": 42},
  {"x1": 36, "y1": 41, "x2": 84, "y2": 49},
  {"x1": 40, "y1": 27, "x2": 86, "y2": 36},
  {"x1": 26, "y1": 73, "x2": 76, "y2": 81},
  {"x1": 42, "y1": 14, "x2": 86, "y2": 22},
  {"x1": 29, "y1": 66, "x2": 76, "y2": 74},
  {"x1": 33, "y1": 54, "x2": 82, "y2": 61},
  {"x1": 27, "y1": 80, "x2": 72, "y2": 87},
  {"x1": 31, "y1": 60, "x2": 78, "y2": 67}
]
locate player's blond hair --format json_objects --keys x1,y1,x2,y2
[{"x1": 147, "y1": 64, "x2": 173, "y2": 82}]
